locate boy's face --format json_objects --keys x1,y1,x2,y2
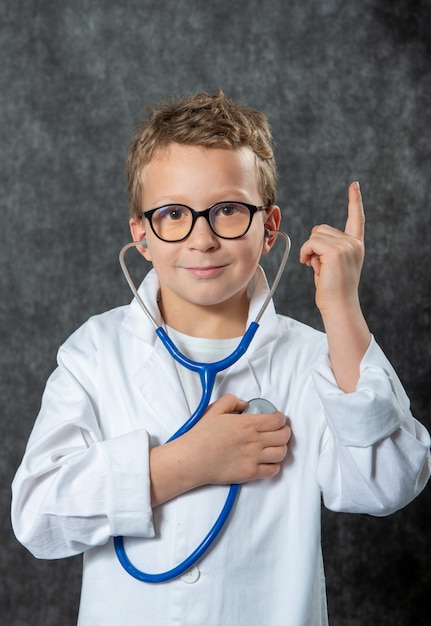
[{"x1": 130, "y1": 143, "x2": 280, "y2": 335}]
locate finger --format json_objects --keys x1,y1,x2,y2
[
  {"x1": 299, "y1": 225, "x2": 342, "y2": 265},
  {"x1": 255, "y1": 412, "x2": 288, "y2": 432},
  {"x1": 207, "y1": 394, "x2": 247, "y2": 415},
  {"x1": 260, "y1": 424, "x2": 291, "y2": 448},
  {"x1": 254, "y1": 463, "x2": 282, "y2": 479},
  {"x1": 260, "y1": 444, "x2": 288, "y2": 464},
  {"x1": 299, "y1": 238, "x2": 320, "y2": 265},
  {"x1": 345, "y1": 181, "x2": 365, "y2": 241}
]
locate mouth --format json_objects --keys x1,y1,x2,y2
[{"x1": 183, "y1": 265, "x2": 227, "y2": 279}]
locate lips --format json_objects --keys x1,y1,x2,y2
[{"x1": 183, "y1": 265, "x2": 227, "y2": 279}]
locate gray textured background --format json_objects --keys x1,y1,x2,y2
[{"x1": 1, "y1": 1, "x2": 430, "y2": 624}]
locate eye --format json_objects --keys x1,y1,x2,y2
[
  {"x1": 158, "y1": 205, "x2": 190, "y2": 221},
  {"x1": 213, "y1": 203, "x2": 247, "y2": 217}
]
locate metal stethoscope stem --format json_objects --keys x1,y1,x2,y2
[{"x1": 114, "y1": 230, "x2": 291, "y2": 582}]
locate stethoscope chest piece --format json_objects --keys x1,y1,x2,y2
[{"x1": 242, "y1": 398, "x2": 277, "y2": 414}]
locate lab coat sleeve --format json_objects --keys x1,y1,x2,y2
[
  {"x1": 313, "y1": 336, "x2": 431, "y2": 515},
  {"x1": 11, "y1": 343, "x2": 155, "y2": 560}
]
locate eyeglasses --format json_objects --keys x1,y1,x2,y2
[{"x1": 139, "y1": 201, "x2": 266, "y2": 242}]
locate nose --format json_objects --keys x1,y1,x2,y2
[{"x1": 187, "y1": 214, "x2": 220, "y2": 250}]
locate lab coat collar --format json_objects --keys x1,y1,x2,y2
[{"x1": 121, "y1": 266, "x2": 280, "y2": 350}]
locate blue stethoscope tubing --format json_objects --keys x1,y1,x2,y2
[{"x1": 114, "y1": 230, "x2": 291, "y2": 582}]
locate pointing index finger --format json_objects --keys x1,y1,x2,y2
[{"x1": 345, "y1": 181, "x2": 365, "y2": 241}]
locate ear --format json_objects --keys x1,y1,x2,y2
[
  {"x1": 129, "y1": 217, "x2": 152, "y2": 261},
  {"x1": 262, "y1": 205, "x2": 282, "y2": 254}
]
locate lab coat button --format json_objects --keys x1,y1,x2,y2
[{"x1": 180, "y1": 566, "x2": 200, "y2": 583}]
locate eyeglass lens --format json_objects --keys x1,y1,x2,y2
[{"x1": 151, "y1": 202, "x2": 253, "y2": 241}]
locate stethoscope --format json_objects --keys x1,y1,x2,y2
[{"x1": 114, "y1": 229, "x2": 291, "y2": 583}]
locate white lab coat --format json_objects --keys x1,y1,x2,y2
[{"x1": 11, "y1": 268, "x2": 430, "y2": 626}]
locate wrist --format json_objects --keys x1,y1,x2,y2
[
  {"x1": 317, "y1": 292, "x2": 362, "y2": 318},
  {"x1": 320, "y1": 303, "x2": 371, "y2": 393},
  {"x1": 149, "y1": 438, "x2": 203, "y2": 507}
]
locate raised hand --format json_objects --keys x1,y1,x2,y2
[
  {"x1": 299, "y1": 181, "x2": 365, "y2": 314},
  {"x1": 299, "y1": 182, "x2": 370, "y2": 392}
]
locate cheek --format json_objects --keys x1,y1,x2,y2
[
  {"x1": 241, "y1": 233, "x2": 265, "y2": 260},
  {"x1": 146, "y1": 246, "x2": 174, "y2": 276},
  {"x1": 233, "y1": 241, "x2": 265, "y2": 280}
]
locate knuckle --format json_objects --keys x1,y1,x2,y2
[
  {"x1": 272, "y1": 446, "x2": 287, "y2": 463},
  {"x1": 276, "y1": 412, "x2": 287, "y2": 428},
  {"x1": 268, "y1": 463, "x2": 281, "y2": 478},
  {"x1": 243, "y1": 460, "x2": 259, "y2": 481},
  {"x1": 224, "y1": 393, "x2": 237, "y2": 404}
]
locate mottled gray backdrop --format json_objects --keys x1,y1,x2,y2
[{"x1": 1, "y1": 1, "x2": 430, "y2": 624}]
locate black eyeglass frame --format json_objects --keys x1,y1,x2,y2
[{"x1": 138, "y1": 201, "x2": 267, "y2": 242}]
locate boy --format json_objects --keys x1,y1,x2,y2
[{"x1": 11, "y1": 91, "x2": 430, "y2": 625}]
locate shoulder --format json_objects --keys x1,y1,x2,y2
[{"x1": 59, "y1": 304, "x2": 131, "y2": 360}]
